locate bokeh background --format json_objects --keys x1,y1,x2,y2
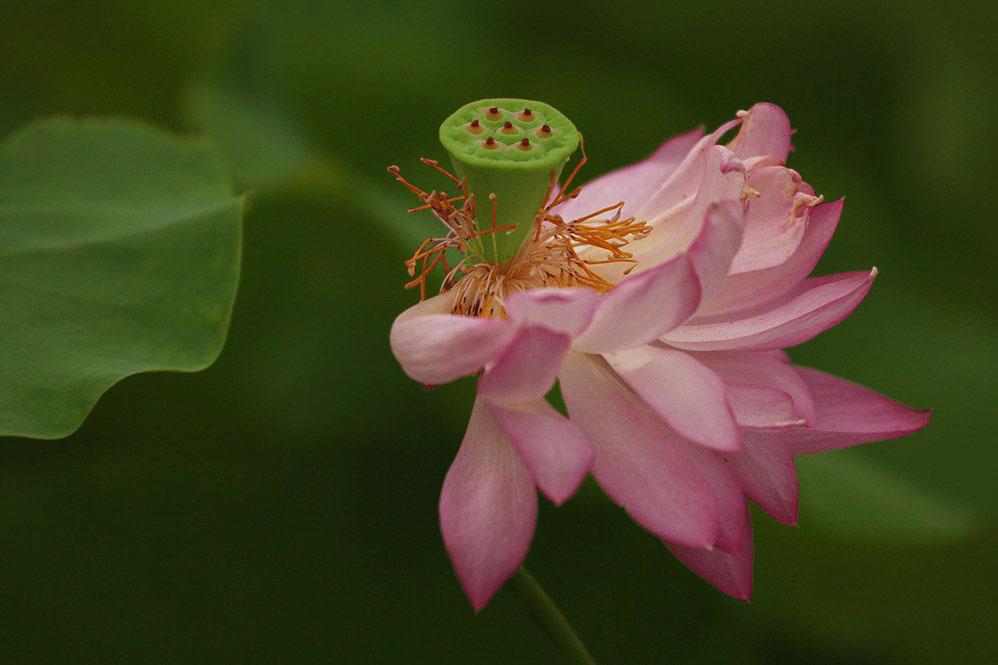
[{"x1": 1, "y1": 1, "x2": 995, "y2": 662}]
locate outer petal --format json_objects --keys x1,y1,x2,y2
[
  {"x1": 505, "y1": 287, "x2": 599, "y2": 337},
  {"x1": 489, "y1": 399, "x2": 594, "y2": 505},
  {"x1": 604, "y1": 346, "x2": 739, "y2": 451},
  {"x1": 556, "y1": 127, "x2": 705, "y2": 222},
  {"x1": 691, "y1": 351, "x2": 816, "y2": 424},
  {"x1": 724, "y1": 385, "x2": 802, "y2": 428},
  {"x1": 724, "y1": 430, "x2": 798, "y2": 525},
  {"x1": 663, "y1": 269, "x2": 877, "y2": 352},
  {"x1": 727, "y1": 102, "x2": 792, "y2": 163},
  {"x1": 439, "y1": 398, "x2": 538, "y2": 611},
  {"x1": 668, "y1": 508, "x2": 754, "y2": 600},
  {"x1": 559, "y1": 351, "x2": 718, "y2": 547},
  {"x1": 572, "y1": 254, "x2": 700, "y2": 354},
  {"x1": 477, "y1": 326, "x2": 570, "y2": 402},
  {"x1": 780, "y1": 367, "x2": 932, "y2": 454},
  {"x1": 390, "y1": 292, "x2": 515, "y2": 385},
  {"x1": 701, "y1": 198, "x2": 842, "y2": 318}
]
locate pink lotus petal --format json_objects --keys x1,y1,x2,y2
[
  {"x1": 505, "y1": 287, "x2": 599, "y2": 337},
  {"x1": 604, "y1": 346, "x2": 739, "y2": 451},
  {"x1": 556, "y1": 127, "x2": 705, "y2": 222},
  {"x1": 663, "y1": 268, "x2": 877, "y2": 352},
  {"x1": 637, "y1": 118, "x2": 742, "y2": 220},
  {"x1": 633, "y1": 146, "x2": 746, "y2": 275},
  {"x1": 724, "y1": 430, "x2": 798, "y2": 525},
  {"x1": 729, "y1": 166, "x2": 810, "y2": 274},
  {"x1": 727, "y1": 103, "x2": 792, "y2": 163},
  {"x1": 668, "y1": 508, "x2": 754, "y2": 600},
  {"x1": 439, "y1": 398, "x2": 538, "y2": 611},
  {"x1": 701, "y1": 198, "x2": 843, "y2": 318},
  {"x1": 559, "y1": 351, "x2": 718, "y2": 547},
  {"x1": 691, "y1": 351, "x2": 816, "y2": 423},
  {"x1": 573, "y1": 254, "x2": 700, "y2": 354},
  {"x1": 477, "y1": 326, "x2": 570, "y2": 402},
  {"x1": 688, "y1": 200, "x2": 747, "y2": 311},
  {"x1": 489, "y1": 399, "x2": 594, "y2": 505},
  {"x1": 780, "y1": 367, "x2": 932, "y2": 454},
  {"x1": 390, "y1": 309, "x2": 515, "y2": 385},
  {"x1": 724, "y1": 384, "x2": 801, "y2": 428}
]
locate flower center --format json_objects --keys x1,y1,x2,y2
[{"x1": 388, "y1": 98, "x2": 651, "y2": 317}]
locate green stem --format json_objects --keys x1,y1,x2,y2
[{"x1": 510, "y1": 566, "x2": 597, "y2": 665}]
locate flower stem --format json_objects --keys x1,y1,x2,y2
[{"x1": 510, "y1": 566, "x2": 597, "y2": 665}]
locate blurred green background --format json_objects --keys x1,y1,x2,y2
[{"x1": 1, "y1": 1, "x2": 995, "y2": 662}]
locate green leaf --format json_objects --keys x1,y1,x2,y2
[
  {"x1": 796, "y1": 451, "x2": 977, "y2": 543},
  {"x1": 0, "y1": 118, "x2": 242, "y2": 439}
]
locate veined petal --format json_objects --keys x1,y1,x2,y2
[
  {"x1": 724, "y1": 384, "x2": 802, "y2": 428},
  {"x1": 604, "y1": 346, "x2": 739, "y2": 451},
  {"x1": 439, "y1": 398, "x2": 538, "y2": 611},
  {"x1": 489, "y1": 399, "x2": 594, "y2": 505},
  {"x1": 505, "y1": 287, "x2": 599, "y2": 337},
  {"x1": 688, "y1": 200, "x2": 747, "y2": 311},
  {"x1": 477, "y1": 326, "x2": 570, "y2": 402},
  {"x1": 724, "y1": 430, "x2": 798, "y2": 525},
  {"x1": 663, "y1": 269, "x2": 877, "y2": 352},
  {"x1": 573, "y1": 254, "x2": 700, "y2": 354},
  {"x1": 701, "y1": 199, "x2": 843, "y2": 318},
  {"x1": 668, "y1": 508, "x2": 754, "y2": 600},
  {"x1": 390, "y1": 307, "x2": 515, "y2": 385},
  {"x1": 727, "y1": 102, "x2": 792, "y2": 163},
  {"x1": 780, "y1": 367, "x2": 931, "y2": 454},
  {"x1": 691, "y1": 351, "x2": 816, "y2": 424},
  {"x1": 559, "y1": 351, "x2": 718, "y2": 547},
  {"x1": 556, "y1": 127, "x2": 705, "y2": 222}
]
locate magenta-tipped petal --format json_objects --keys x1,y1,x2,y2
[
  {"x1": 573, "y1": 254, "x2": 700, "y2": 354},
  {"x1": 477, "y1": 326, "x2": 570, "y2": 403},
  {"x1": 439, "y1": 398, "x2": 538, "y2": 611},
  {"x1": 668, "y1": 508, "x2": 754, "y2": 600},
  {"x1": 701, "y1": 198, "x2": 843, "y2": 318},
  {"x1": 664, "y1": 268, "x2": 877, "y2": 352},
  {"x1": 489, "y1": 399, "x2": 594, "y2": 505},
  {"x1": 780, "y1": 367, "x2": 932, "y2": 454},
  {"x1": 727, "y1": 102, "x2": 792, "y2": 163},
  {"x1": 605, "y1": 346, "x2": 739, "y2": 451},
  {"x1": 559, "y1": 351, "x2": 719, "y2": 547},
  {"x1": 505, "y1": 287, "x2": 599, "y2": 337},
  {"x1": 390, "y1": 312, "x2": 515, "y2": 385},
  {"x1": 725, "y1": 431, "x2": 799, "y2": 525}
]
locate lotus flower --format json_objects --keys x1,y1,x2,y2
[{"x1": 390, "y1": 101, "x2": 930, "y2": 611}]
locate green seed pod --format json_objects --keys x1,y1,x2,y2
[{"x1": 439, "y1": 98, "x2": 580, "y2": 265}]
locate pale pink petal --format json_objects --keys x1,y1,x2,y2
[
  {"x1": 559, "y1": 351, "x2": 718, "y2": 547},
  {"x1": 556, "y1": 127, "x2": 705, "y2": 222},
  {"x1": 477, "y1": 326, "x2": 570, "y2": 403},
  {"x1": 780, "y1": 367, "x2": 932, "y2": 454},
  {"x1": 632, "y1": 146, "x2": 746, "y2": 274},
  {"x1": 604, "y1": 346, "x2": 739, "y2": 451},
  {"x1": 663, "y1": 268, "x2": 877, "y2": 352},
  {"x1": 505, "y1": 287, "x2": 599, "y2": 337},
  {"x1": 701, "y1": 198, "x2": 843, "y2": 318},
  {"x1": 439, "y1": 398, "x2": 537, "y2": 611},
  {"x1": 489, "y1": 399, "x2": 594, "y2": 505},
  {"x1": 637, "y1": 118, "x2": 742, "y2": 220},
  {"x1": 687, "y1": 200, "x2": 747, "y2": 310},
  {"x1": 727, "y1": 103, "x2": 792, "y2": 163},
  {"x1": 668, "y1": 508, "x2": 754, "y2": 600},
  {"x1": 724, "y1": 430, "x2": 798, "y2": 525},
  {"x1": 390, "y1": 308, "x2": 514, "y2": 385},
  {"x1": 724, "y1": 384, "x2": 801, "y2": 428},
  {"x1": 572, "y1": 254, "x2": 700, "y2": 354},
  {"x1": 691, "y1": 351, "x2": 816, "y2": 423},
  {"x1": 729, "y1": 166, "x2": 811, "y2": 274}
]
